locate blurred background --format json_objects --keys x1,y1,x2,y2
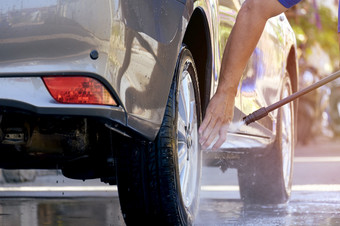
[{"x1": 286, "y1": 0, "x2": 340, "y2": 145}]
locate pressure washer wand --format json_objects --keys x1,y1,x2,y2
[{"x1": 243, "y1": 70, "x2": 340, "y2": 125}]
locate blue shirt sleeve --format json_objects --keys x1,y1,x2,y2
[{"x1": 278, "y1": 0, "x2": 302, "y2": 8}]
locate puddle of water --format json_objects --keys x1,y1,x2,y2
[
  {"x1": 196, "y1": 192, "x2": 340, "y2": 226},
  {"x1": 0, "y1": 197, "x2": 125, "y2": 226}
]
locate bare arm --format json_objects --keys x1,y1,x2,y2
[{"x1": 199, "y1": 0, "x2": 288, "y2": 149}]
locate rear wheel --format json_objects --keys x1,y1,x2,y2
[
  {"x1": 329, "y1": 87, "x2": 340, "y2": 136},
  {"x1": 238, "y1": 75, "x2": 294, "y2": 204},
  {"x1": 117, "y1": 47, "x2": 202, "y2": 225}
]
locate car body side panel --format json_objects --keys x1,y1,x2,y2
[
  {"x1": 239, "y1": 15, "x2": 286, "y2": 135},
  {"x1": 238, "y1": 14, "x2": 297, "y2": 138},
  {"x1": 216, "y1": 0, "x2": 271, "y2": 140}
]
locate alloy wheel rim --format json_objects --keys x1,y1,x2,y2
[{"x1": 177, "y1": 61, "x2": 199, "y2": 208}]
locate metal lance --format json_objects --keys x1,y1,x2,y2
[{"x1": 243, "y1": 70, "x2": 340, "y2": 125}]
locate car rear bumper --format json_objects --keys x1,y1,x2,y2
[
  {"x1": 0, "y1": 76, "x2": 125, "y2": 122},
  {"x1": 0, "y1": 75, "x2": 130, "y2": 131}
]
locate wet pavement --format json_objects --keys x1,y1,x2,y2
[
  {"x1": 0, "y1": 197, "x2": 124, "y2": 226},
  {"x1": 196, "y1": 190, "x2": 340, "y2": 225},
  {"x1": 0, "y1": 137, "x2": 339, "y2": 225},
  {"x1": 197, "y1": 137, "x2": 340, "y2": 225}
]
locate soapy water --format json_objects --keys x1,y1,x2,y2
[
  {"x1": 228, "y1": 120, "x2": 245, "y2": 133},
  {"x1": 206, "y1": 120, "x2": 245, "y2": 150}
]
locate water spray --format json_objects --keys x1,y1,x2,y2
[{"x1": 243, "y1": 70, "x2": 340, "y2": 125}]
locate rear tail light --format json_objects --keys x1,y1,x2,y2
[{"x1": 42, "y1": 76, "x2": 117, "y2": 106}]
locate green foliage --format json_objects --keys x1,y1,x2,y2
[{"x1": 288, "y1": 5, "x2": 338, "y2": 67}]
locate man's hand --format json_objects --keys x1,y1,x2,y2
[{"x1": 199, "y1": 91, "x2": 235, "y2": 150}]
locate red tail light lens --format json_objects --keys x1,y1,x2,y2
[{"x1": 42, "y1": 77, "x2": 117, "y2": 106}]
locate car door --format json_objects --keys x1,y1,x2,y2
[
  {"x1": 239, "y1": 14, "x2": 286, "y2": 136},
  {"x1": 217, "y1": 0, "x2": 284, "y2": 145}
]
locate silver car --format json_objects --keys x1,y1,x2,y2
[{"x1": 0, "y1": 0, "x2": 298, "y2": 225}]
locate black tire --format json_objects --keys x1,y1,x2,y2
[
  {"x1": 329, "y1": 87, "x2": 340, "y2": 136},
  {"x1": 297, "y1": 101, "x2": 314, "y2": 145},
  {"x1": 117, "y1": 47, "x2": 202, "y2": 225},
  {"x1": 238, "y1": 75, "x2": 294, "y2": 204}
]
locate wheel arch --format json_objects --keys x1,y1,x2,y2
[
  {"x1": 286, "y1": 46, "x2": 298, "y2": 94},
  {"x1": 285, "y1": 46, "x2": 299, "y2": 143},
  {"x1": 183, "y1": 8, "x2": 213, "y2": 119}
]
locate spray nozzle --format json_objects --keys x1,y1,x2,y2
[{"x1": 243, "y1": 107, "x2": 269, "y2": 125}]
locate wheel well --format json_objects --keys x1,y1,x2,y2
[
  {"x1": 286, "y1": 46, "x2": 299, "y2": 142},
  {"x1": 183, "y1": 8, "x2": 212, "y2": 118},
  {"x1": 286, "y1": 47, "x2": 298, "y2": 94}
]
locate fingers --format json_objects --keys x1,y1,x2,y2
[
  {"x1": 212, "y1": 124, "x2": 229, "y2": 150},
  {"x1": 199, "y1": 92, "x2": 235, "y2": 150},
  {"x1": 199, "y1": 113, "x2": 216, "y2": 148},
  {"x1": 199, "y1": 112, "x2": 211, "y2": 135},
  {"x1": 202, "y1": 120, "x2": 220, "y2": 149},
  {"x1": 199, "y1": 116, "x2": 230, "y2": 150}
]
